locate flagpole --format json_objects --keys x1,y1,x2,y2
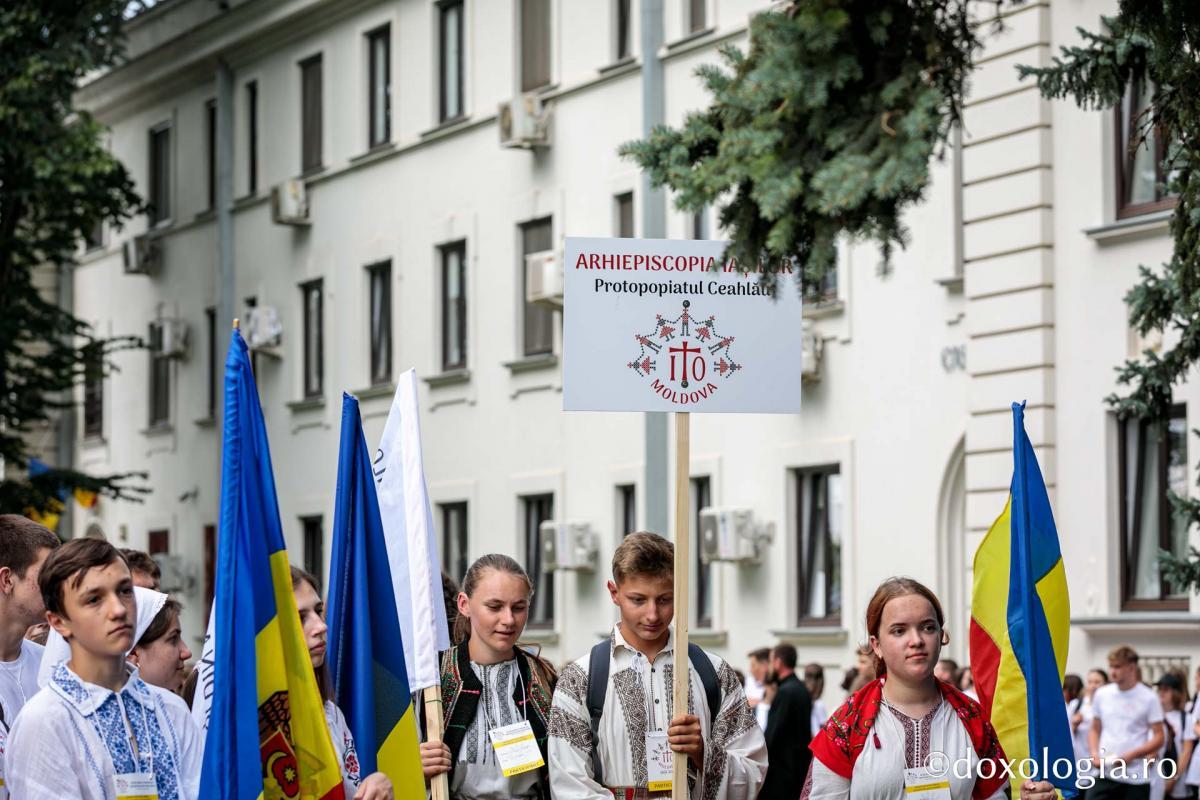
[
  {"x1": 672, "y1": 411, "x2": 690, "y2": 800},
  {"x1": 424, "y1": 686, "x2": 450, "y2": 800}
]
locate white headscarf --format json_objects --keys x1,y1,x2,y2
[{"x1": 37, "y1": 585, "x2": 168, "y2": 687}]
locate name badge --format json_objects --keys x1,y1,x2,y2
[
  {"x1": 646, "y1": 731, "x2": 673, "y2": 792},
  {"x1": 114, "y1": 772, "x2": 158, "y2": 800},
  {"x1": 488, "y1": 720, "x2": 545, "y2": 778},
  {"x1": 903, "y1": 766, "x2": 951, "y2": 800}
]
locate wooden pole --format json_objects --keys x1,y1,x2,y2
[
  {"x1": 672, "y1": 411, "x2": 691, "y2": 800},
  {"x1": 424, "y1": 685, "x2": 450, "y2": 800}
]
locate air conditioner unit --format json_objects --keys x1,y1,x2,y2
[
  {"x1": 271, "y1": 179, "x2": 310, "y2": 225},
  {"x1": 801, "y1": 320, "x2": 823, "y2": 383},
  {"x1": 157, "y1": 318, "x2": 190, "y2": 359},
  {"x1": 699, "y1": 507, "x2": 771, "y2": 564},
  {"x1": 123, "y1": 235, "x2": 159, "y2": 275},
  {"x1": 540, "y1": 521, "x2": 598, "y2": 572},
  {"x1": 153, "y1": 553, "x2": 198, "y2": 596},
  {"x1": 499, "y1": 93, "x2": 550, "y2": 149},
  {"x1": 525, "y1": 250, "x2": 563, "y2": 308},
  {"x1": 244, "y1": 305, "x2": 283, "y2": 353}
]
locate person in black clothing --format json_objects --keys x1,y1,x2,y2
[{"x1": 760, "y1": 642, "x2": 813, "y2": 800}]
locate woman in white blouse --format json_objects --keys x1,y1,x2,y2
[
  {"x1": 805, "y1": 577, "x2": 1057, "y2": 800},
  {"x1": 292, "y1": 565, "x2": 394, "y2": 800},
  {"x1": 419, "y1": 554, "x2": 557, "y2": 800}
]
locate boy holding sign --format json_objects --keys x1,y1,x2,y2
[{"x1": 547, "y1": 533, "x2": 767, "y2": 799}]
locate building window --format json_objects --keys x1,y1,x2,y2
[
  {"x1": 804, "y1": 263, "x2": 838, "y2": 306},
  {"x1": 617, "y1": 484, "x2": 636, "y2": 538},
  {"x1": 147, "y1": 320, "x2": 171, "y2": 427},
  {"x1": 689, "y1": 210, "x2": 708, "y2": 240},
  {"x1": 1115, "y1": 79, "x2": 1175, "y2": 219},
  {"x1": 687, "y1": 0, "x2": 707, "y2": 34},
  {"x1": 83, "y1": 344, "x2": 103, "y2": 439},
  {"x1": 521, "y1": 217, "x2": 554, "y2": 356},
  {"x1": 795, "y1": 466, "x2": 842, "y2": 624},
  {"x1": 367, "y1": 25, "x2": 391, "y2": 147},
  {"x1": 439, "y1": 0, "x2": 464, "y2": 121},
  {"x1": 523, "y1": 494, "x2": 554, "y2": 627},
  {"x1": 1120, "y1": 407, "x2": 1190, "y2": 609},
  {"x1": 440, "y1": 502, "x2": 469, "y2": 584},
  {"x1": 84, "y1": 220, "x2": 104, "y2": 251},
  {"x1": 205, "y1": 99, "x2": 217, "y2": 210},
  {"x1": 301, "y1": 279, "x2": 323, "y2": 398},
  {"x1": 148, "y1": 124, "x2": 171, "y2": 224},
  {"x1": 615, "y1": 0, "x2": 632, "y2": 61},
  {"x1": 520, "y1": 0, "x2": 551, "y2": 92},
  {"x1": 440, "y1": 242, "x2": 467, "y2": 371},
  {"x1": 615, "y1": 192, "x2": 634, "y2": 238},
  {"x1": 204, "y1": 524, "x2": 216, "y2": 624},
  {"x1": 205, "y1": 307, "x2": 217, "y2": 419},
  {"x1": 692, "y1": 476, "x2": 713, "y2": 629},
  {"x1": 246, "y1": 81, "x2": 258, "y2": 194},
  {"x1": 148, "y1": 529, "x2": 169, "y2": 555},
  {"x1": 367, "y1": 261, "x2": 392, "y2": 386},
  {"x1": 301, "y1": 515, "x2": 324, "y2": 589},
  {"x1": 300, "y1": 54, "x2": 323, "y2": 173}
]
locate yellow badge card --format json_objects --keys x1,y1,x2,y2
[
  {"x1": 114, "y1": 772, "x2": 158, "y2": 800},
  {"x1": 488, "y1": 720, "x2": 545, "y2": 778},
  {"x1": 904, "y1": 766, "x2": 951, "y2": 800},
  {"x1": 646, "y1": 731, "x2": 673, "y2": 792}
]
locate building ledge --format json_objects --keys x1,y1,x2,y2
[
  {"x1": 193, "y1": 416, "x2": 216, "y2": 428},
  {"x1": 521, "y1": 628, "x2": 559, "y2": 646},
  {"x1": 598, "y1": 56, "x2": 638, "y2": 75},
  {"x1": 1072, "y1": 613, "x2": 1200, "y2": 632},
  {"x1": 286, "y1": 396, "x2": 325, "y2": 413},
  {"x1": 504, "y1": 353, "x2": 558, "y2": 375},
  {"x1": 81, "y1": 434, "x2": 107, "y2": 448},
  {"x1": 424, "y1": 369, "x2": 471, "y2": 388},
  {"x1": 690, "y1": 629, "x2": 728, "y2": 648},
  {"x1": 140, "y1": 422, "x2": 173, "y2": 437},
  {"x1": 352, "y1": 382, "x2": 395, "y2": 401},
  {"x1": 771, "y1": 626, "x2": 848, "y2": 645},
  {"x1": 936, "y1": 275, "x2": 965, "y2": 294},
  {"x1": 1084, "y1": 210, "x2": 1172, "y2": 246},
  {"x1": 804, "y1": 299, "x2": 845, "y2": 320},
  {"x1": 349, "y1": 142, "x2": 396, "y2": 165}
]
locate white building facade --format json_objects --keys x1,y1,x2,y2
[{"x1": 68, "y1": 0, "x2": 1200, "y2": 705}]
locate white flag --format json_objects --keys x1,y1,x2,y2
[
  {"x1": 376, "y1": 368, "x2": 450, "y2": 692},
  {"x1": 190, "y1": 601, "x2": 217, "y2": 734}
]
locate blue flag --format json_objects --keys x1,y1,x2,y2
[{"x1": 326, "y1": 393, "x2": 425, "y2": 794}]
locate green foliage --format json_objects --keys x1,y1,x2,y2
[
  {"x1": 1020, "y1": 2, "x2": 1200, "y2": 592},
  {"x1": 620, "y1": 0, "x2": 995, "y2": 291},
  {"x1": 0, "y1": 1, "x2": 148, "y2": 515}
]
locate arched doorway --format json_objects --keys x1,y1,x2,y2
[{"x1": 936, "y1": 437, "x2": 967, "y2": 663}]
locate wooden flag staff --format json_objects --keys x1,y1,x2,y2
[
  {"x1": 424, "y1": 687, "x2": 449, "y2": 800},
  {"x1": 672, "y1": 411, "x2": 691, "y2": 800}
]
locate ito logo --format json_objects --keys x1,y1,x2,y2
[{"x1": 627, "y1": 300, "x2": 742, "y2": 405}]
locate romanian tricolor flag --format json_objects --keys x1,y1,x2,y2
[
  {"x1": 199, "y1": 329, "x2": 345, "y2": 800},
  {"x1": 970, "y1": 402, "x2": 1076, "y2": 798},
  {"x1": 327, "y1": 394, "x2": 425, "y2": 796}
]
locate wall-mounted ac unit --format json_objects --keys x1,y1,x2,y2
[
  {"x1": 525, "y1": 250, "x2": 563, "y2": 308},
  {"x1": 499, "y1": 93, "x2": 550, "y2": 149},
  {"x1": 271, "y1": 179, "x2": 310, "y2": 225},
  {"x1": 123, "y1": 234, "x2": 159, "y2": 275},
  {"x1": 699, "y1": 507, "x2": 772, "y2": 564},
  {"x1": 244, "y1": 305, "x2": 283, "y2": 354},
  {"x1": 540, "y1": 521, "x2": 598, "y2": 571},
  {"x1": 801, "y1": 320, "x2": 823, "y2": 383},
  {"x1": 156, "y1": 318, "x2": 190, "y2": 359}
]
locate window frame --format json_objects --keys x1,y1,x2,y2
[
  {"x1": 614, "y1": 0, "x2": 632, "y2": 62},
  {"x1": 795, "y1": 465, "x2": 842, "y2": 626},
  {"x1": 205, "y1": 307, "x2": 217, "y2": 420},
  {"x1": 300, "y1": 53, "x2": 324, "y2": 174},
  {"x1": 523, "y1": 493, "x2": 555, "y2": 628},
  {"x1": 1118, "y1": 405, "x2": 1190, "y2": 611},
  {"x1": 205, "y1": 99, "x2": 217, "y2": 211},
  {"x1": 367, "y1": 25, "x2": 392, "y2": 148},
  {"x1": 246, "y1": 81, "x2": 259, "y2": 194},
  {"x1": 519, "y1": 0, "x2": 551, "y2": 93},
  {"x1": 617, "y1": 483, "x2": 637, "y2": 538},
  {"x1": 440, "y1": 241, "x2": 468, "y2": 371},
  {"x1": 692, "y1": 476, "x2": 714, "y2": 629},
  {"x1": 300, "y1": 279, "x2": 324, "y2": 399},
  {"x1": 439, "y1": 0, "x2": 465, "y2": 123},
  {"x1": 301, "y1": 515, "x2": 324, "y2": 590},
  {"x1": 1114, "y1": 79, "x2": 1176, "y2": 220},
  {"x1": 615, "y1": 192, "x2": 634, "y2": 238},
  {"x1": 367, "y1": 260, "x2": 393, "y2": 386},
  {"x1": 440, "y1": 501, "x2": 469, "y2": 585},
  {"x1": 83, "y1": 344, "x2": 104, "y2": 439},
  {"x1": 686, "y1": 0, "x2": 708, "y2": 35},
  {"x1": 147, "y1": 320, "x2": 171, "y2": 427},
  {"x1": 520, "y1": 217, "x2": 554, "y2": 357},
  {"x1": 148, "y1": 122, "x2": 172, "y2": 225}
]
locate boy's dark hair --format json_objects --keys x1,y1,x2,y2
[
  {"x1": 748, "y1": 647, "x2": 771, "y2": 663},
  {"x1": 121, "y1": 548, "x2": 161, "y2": 582},
  {"x1": 135, "y1": 598, "x2": 183, "y2": 649},
  {"x1": 612, "y1": 532, "x2": 673, "y2": 584},
  {"x1": 39, "y1": 538, "x2": 128, "y2": 618},
  {"x1": 773, "y1": 643, "x2": 798, "y2": 670},
  {"x1": 0, "y1": 514, "x2": 60, "y2": 577}
]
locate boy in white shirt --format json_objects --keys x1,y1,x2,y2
[
  {"x1": 0, "y1": 514, "x2": 59, "y2": 800},
  {"x1": 1090, "y1": 645, "x2": 1166, "y2": 800},
  {"x1": 4, "y1": 538, "x2": 201, "y2": 799}
]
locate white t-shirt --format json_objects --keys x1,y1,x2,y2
[
  {"x1": 0, "y1": 639, "x2": 43, "y2": 800},
  {"x1": 1092, "y1": 682, "x2": 1165, "y2": 784},
  {"x1": 1185, "y1": 701, "x2": 1200, "y2": 787},
  {"x1": 745, "y1": 674, "x2": 770, "y2": 730},
  {"x1": 1163, "y1": 707, "x2": 1195, "y2": 798}
]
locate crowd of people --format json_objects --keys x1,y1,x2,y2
[{"x1": 0, "y1": 511, "x2": 1187, "y2": 800}]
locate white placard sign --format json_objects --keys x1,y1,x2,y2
[{"x1": 563, "y1": 237, "x2": 804, "y2": 413}]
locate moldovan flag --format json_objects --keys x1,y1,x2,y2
[
  {"x1": 198, "y1": 329, "x2": 345, "y2": 800},
  {"x1": 375, "y1": 369, "x2": 450, "y2": 693},
  {"x1": 970, "y1": 402, "x2": 1076, "y2": 798},
  {"x1": 327, "y1": 394, "x2": 424, "y2": 796}
]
